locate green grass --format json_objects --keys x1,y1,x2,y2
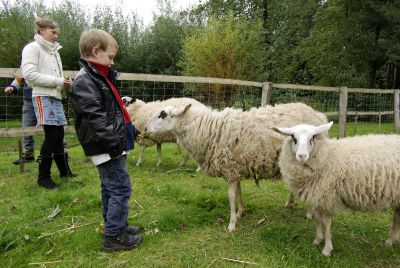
[{"x1": 1, "y1": 123, "x2": 400, "y2": 267}]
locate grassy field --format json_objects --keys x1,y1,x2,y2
[{"x1": 1, "y1": 123, "x2": 400, "y2": 267}]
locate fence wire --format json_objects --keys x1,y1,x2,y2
[{"x1": 0, "y1": 76, "x2": 397, "y2": 153}]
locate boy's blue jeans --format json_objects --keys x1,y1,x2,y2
[
  {"x1": 22, "y1": 99, "x2": 36, "y2": 156},
  {"x1": 96, "y1": 156, "x2": 132, "y2": 237}
]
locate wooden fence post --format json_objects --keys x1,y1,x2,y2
[
  {"x1": 394, "y1": 89, "x2": 400, "y2": 133},
  {"x1": 339, "y1": 86, "x2": 348, "y2": 138},
  {"x1": 261, "y1": 82, "x2": 272, "y2": 107}
]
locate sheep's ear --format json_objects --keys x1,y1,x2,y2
[
  {"x1": 314, "y1": 121, "x2": 333, "y2": 135},
  {"x1": 158, "y1": 110, "x2": 168, "y2": 119},
  {"x1": 176, "y1": 104, "x2": 192, "y2": 117},
  {"x1": 270, "y1": 126, "x2": 293, "y2": 136}
]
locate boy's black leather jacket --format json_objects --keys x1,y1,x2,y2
[{"x1": 70, "y1": 59, "x2": 126, "y2": 157}]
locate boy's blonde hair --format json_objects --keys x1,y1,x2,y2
[
  {"x1": 35, "y1": 18, "x2": 59, "y2": 33},
  {"x1": 79, "y1": 29, "x2": 118, "y2": 58}
]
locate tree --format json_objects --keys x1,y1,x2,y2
[
  {"x1": 300, "y1": 0, "x2": 400, "y2": 88},
  {"x1": 179, "y1": 15, "x2": 267, "y2": 104}
]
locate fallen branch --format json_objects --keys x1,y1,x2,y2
[
  {"x1": 166, "y1": 167, "x2": 196, "y2": 174},
  {"x1": 134, "y1": 199, "x2": 144, "y2": 209},
  {"x1": 28, "y1": 260, "x2": 62, "y2": 265},
  {"x1": 220, "y1": 257, "x2": 258, "y2": 266},
  {"x1": 38, "y1": 221, "x2": 98, "y2": 239},
  {"x1": 206, "y1": 258, "x2": 219, "y2": 268}
]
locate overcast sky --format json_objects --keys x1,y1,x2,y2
[{"x1": 47, "y1": 0, "x2": 200, "y2": 26}]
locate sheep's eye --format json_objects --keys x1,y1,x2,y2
[
  {"x1": 159, "y1": 111, "x2": 168, "y2": 119},
  {"x1": 291, "y1": 134, "x2": 297, "y2": 144}
]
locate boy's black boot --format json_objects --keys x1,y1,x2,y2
[
  {"x1": 53, "y1": 153, "x2": 77, "y2": 178},
  {"x1": 103, "y1": 230, "x2": 143, "y2": 253},
  {"x1": 13, "y1": 153, "x2": 35, "y2": 165},
  {"x1": 37, "y1": 155, "x2": 58, "y2": 190},
  {"x1": 125, "y1": 224, "x2": 144, "y2": 235}
]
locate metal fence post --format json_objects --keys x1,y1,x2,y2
[
  {"x1": 339, "y1": 86, "x2": 348, "y2": 138},
  {"x1": 261, "y1": 82, "x2": 272, "y2": 107}
]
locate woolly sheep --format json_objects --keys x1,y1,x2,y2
[
  {"x1": 124, "y1": 97, "x2": 206, "y2": 167},
  {"x1": 146, "y1": 102, "x2": 328, "y2": 232},
  {"x1": 272, "y1": 122, "x2": 400, "y2": 256}
]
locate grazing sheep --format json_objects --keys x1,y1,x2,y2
[
  {"x1": 146, "y1": 102, "x2": 328, "y2": 232},
  {"x1": 124, "y1": 97, "x2": 206, "y2": 167},
  {"x1": 271, "y1": 122, "x2": 400, "y2": 256}
]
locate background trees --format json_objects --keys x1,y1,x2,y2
[{"x1": 0, "y1": 0, "x2": 399, "y2": 89}]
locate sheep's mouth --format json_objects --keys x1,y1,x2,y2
[{"x1": 141, "y1": 132, "x2": 151, "y2": 138}]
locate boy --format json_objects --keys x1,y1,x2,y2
[
  {"x1": 4, "y1": 77, "x2": 36, "y2": 164},
  {"x1": 70, "y1": 29, "x2": 143, "y2": 252}
]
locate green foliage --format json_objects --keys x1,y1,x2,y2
[
  {"x1": 139, "y1": 15, "x2": 184, "y2": 74},
  {"x1": 1, "y1": 0, "x2": 400, "y2": 91},
  {"x1": 299, "y1": 0, "x2": 400, "y2": 88},
  {"x1": 180, "y1": 15, "x2": 266, "y2": 81},
  {"x1": 0, "y1": 0, "x2": 36, "y2": 67}
]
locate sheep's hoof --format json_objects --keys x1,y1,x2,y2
[
  {"x1": 179, "y1": 161, "x2": 187, "y2": 167},
  {"x1": 305, "y1": 213, "x2": 314, "y2": 221},
  {"x1": 156, "y1": 162, "x2": 162, "y2": 167},
  {"x1": 313, "y1": 238, "x2": 323, "y2": 246},
  {"x1": 227, "y1": 224, "x2": 236, "y2": 232},
  {"x1": 322, "y1": 247, "x2": 332, "y2": 256},
  {"x1": 284, "y1": 203, "x2": 293, "y2": 209},
  {"x1": 196, "y1": 167, "x2": 202, "y2": 173},
  {"x1": 385, "y1": 239, "x2": 394, "y2": 247},
  {"x1": 136, "y1": 162, "x2": 142, "y2": 167},
  {"x1": 236, "y1": 212, "x2": 243, "y2": 219}
]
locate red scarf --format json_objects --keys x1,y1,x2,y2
[{"x1": 88, "y1": 61, "x2": 131, "y2": 123}]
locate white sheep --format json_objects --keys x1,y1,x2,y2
[
  {"x1": 124, "y1": 97, "x2": 206, "y2": 167},
  {"x1": 271, "y1": 122, "x2": 400, "y2": 256},
  {"x1": 146, "y1": 102, "x2": 328, "y2": 232}
]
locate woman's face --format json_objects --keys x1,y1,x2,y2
[{"x1": 39, "y1": 27, "x2": 59, "y2": 43}]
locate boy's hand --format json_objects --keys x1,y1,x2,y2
[
  {"x1": 135, "y1": 133, "x2": 142, "y2": 142},
  {"x1": 111, "y1": 154, "x2": 122, "y2": 160},
  {"x1": 63, "y1": 79, "x2": 72, "y2": 88},
  {"x1": 4, "y1": 86, "x2": 14, "y2": 94}
]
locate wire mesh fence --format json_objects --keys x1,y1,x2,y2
[{"x1": 0, "y1": 68, "x2": 399, "y2": 142}]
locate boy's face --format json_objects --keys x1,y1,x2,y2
[{"x1": 90, "y1": 45, "x2": 117, "y2": 67}]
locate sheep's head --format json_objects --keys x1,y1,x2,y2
[
  {"x1": 122, "y1": 96, "x2": 136, "y2": 106},
  {"x1": 271, "y1": 122, "x2": 333, "y2": 162},
  {"x1": 146, "y1": 104, "x2": 192, "y2": 134}
]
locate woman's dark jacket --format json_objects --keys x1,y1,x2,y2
[{"x1": 70, "y1": 59, "x2": 126, "y2": 158}]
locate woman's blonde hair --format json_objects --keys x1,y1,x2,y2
[
  {"x1": 79, "y1": 29, "x2": 118, "y2": 58},
  {"x1": 35, "y1": 18, "x2": 59, "y2": 34}
]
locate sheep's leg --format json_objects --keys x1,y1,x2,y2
[
  {"x1": 156, "y1": 143, "x2": 162, "y2": 167},
  {"x1": 177, "y1": 143, "x2": 182, "y2": 154},
  {"x1": 305, "y1": 207, "x2": 315, "y2": 221},
  {"x1": 236, "y1": 181, "x2": 244, "y2": 219},
  {"x1": 136, "y1": 145, "x2": 146, "y2": 166},
  {"x1": 321, "y1": 213, "x2": 333, "y2": 256},
  {"x1": 313, "y1": 210, "x2": 324, "y2": 246},
  {"x1": 284, "y1": 192, "x2": 295, "y2": 208},
  {"x1": 227, "y1": 181, "x2": 239, "y2": 232},
  {"x1": 386, "y1": 207, "x2": 400, "y2": 246},
  {"x1": 179, "y1": 151, "x2": 190, "y2": 167},
  {"x1": 196, "y1": 165, "x2": 202, "y2": 173}
]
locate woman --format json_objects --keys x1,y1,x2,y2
[{"x1": 21, "y1": 18, "x2": 76, "y2": 189}]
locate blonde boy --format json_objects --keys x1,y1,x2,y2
[{"x1": 70, "y1": 29, "x2": 142, "y2": 252}]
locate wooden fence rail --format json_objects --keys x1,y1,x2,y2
[{"x1": 1, "y1": 67, "x2": 399, "y2": 137}]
